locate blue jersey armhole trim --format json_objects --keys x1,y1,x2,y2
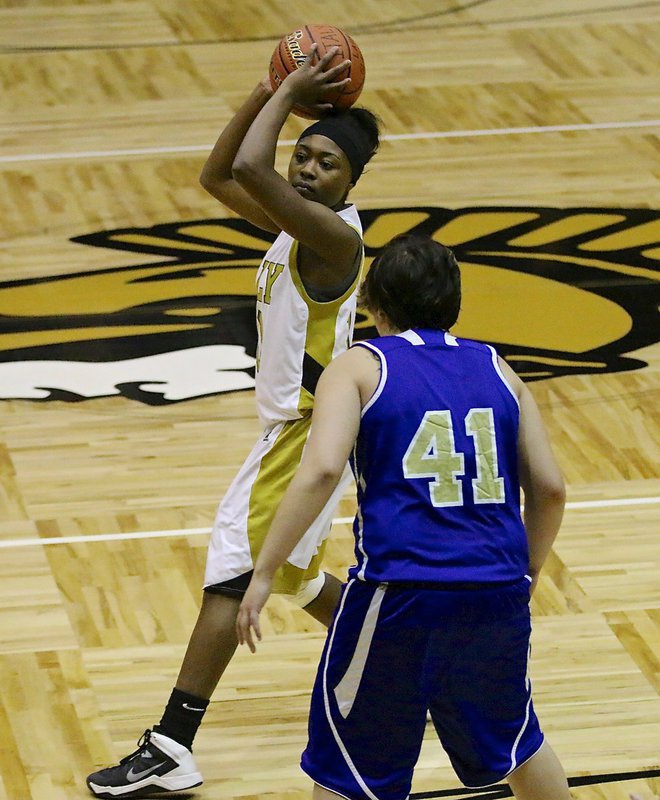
[
  {"x1": 486, "y1": 344, "x2": 520, "y2": 409},
  {"x1": 353, "y1": 342, "x2": 387, "y2": 417}
]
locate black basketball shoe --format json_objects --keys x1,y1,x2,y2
[{"x1": 86, "y1": 729, "x2": 203, "y2": 797}]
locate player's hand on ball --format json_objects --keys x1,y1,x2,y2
[
  {"x1": 269, "y1": 25, "x2": 365, "y2": 118},
  {"x1": 280, "y1": 45, "x2": 351, "y2": 115}
]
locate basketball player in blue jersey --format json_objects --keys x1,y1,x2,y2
[
  {"x1": 237, "y1": 235, "x2": 570, "y2": 800},
  {"x1": 87, "y1": 46, "x2": 380, "y2": 798}
]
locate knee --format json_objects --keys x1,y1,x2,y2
[{"x1": 289, "y1": 573, "x2": 327, "y2": 608}]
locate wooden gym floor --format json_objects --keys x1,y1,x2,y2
[{"x1": 0, "y1": 1, "x2": 659, "y2": 798}]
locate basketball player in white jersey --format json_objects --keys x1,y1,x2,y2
[{"x1": 87, "y1": 46, "x2": 380, "y2": 798}]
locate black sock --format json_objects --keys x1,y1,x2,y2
[{"x1": 153, "y1": 688, "x2": 209, "y2": 751}]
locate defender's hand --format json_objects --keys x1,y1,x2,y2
[{"x1": 236, "y1": 573, "x2": 274, "y2": 653}]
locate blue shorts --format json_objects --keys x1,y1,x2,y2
[{"x1": 301, "y1": 578, "x2": 543, "y2": 800}]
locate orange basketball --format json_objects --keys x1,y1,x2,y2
[{"x1": 269, "y1": 24, "x2": 366, "y2": 119}]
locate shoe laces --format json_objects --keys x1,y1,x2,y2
[{"x1": 119, "y1": 729, "x2": 154, "y2": 765}]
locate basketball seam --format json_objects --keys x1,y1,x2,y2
[
  {"x1": 280, "y1": 38, "x2": 293, "y2": 74},
  {"x1": 337, "y1": 27, "x2": 352, "y2": 101},
  {"x1": 344, "y1": 33, "x2": 364, "y2": 97},
  {"x1": 272, "y1": 44, "x2": 287, "y2": 87}
]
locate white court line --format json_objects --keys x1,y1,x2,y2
[
  {"x1": 1, "y1": 119, "x2": 658, "y2": 164},
  {"x1": 0, "y1": 496, "x2": 658, "y2": 549}
]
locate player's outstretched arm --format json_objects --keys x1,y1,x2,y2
[
  {"x1": 499, "y1": 357, "x2": 566, "y2": 594},
  {"x1": 236, "y1": 348, "x2": 376, "y2": 652}
]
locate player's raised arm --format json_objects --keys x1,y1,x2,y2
[
  {"x1": 231, "y1": 46, "x2": 368, "y2": 276},
  {"x1": 199, "y1": 78, "x2": 282, "y2": 234},
  {"x1": 232, "y1": 47, "x2": 356, "y2": 254}
]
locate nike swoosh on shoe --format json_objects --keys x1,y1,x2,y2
[{"x1": 126, "y1": 762, "x2": 168, "y2": 782}]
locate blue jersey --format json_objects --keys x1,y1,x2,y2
[{"x1": 349, "y1": 328, "x2": 528, "y2": 584}]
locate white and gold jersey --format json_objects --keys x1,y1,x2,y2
[{"x1": 254, "y1": 204, "x2": 363, "y2": 426}]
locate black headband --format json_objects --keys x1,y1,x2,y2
[{"x1": 298, "y1": 114, "x2": 372, "y2": 183}]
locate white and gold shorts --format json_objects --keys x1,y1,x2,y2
[{"x1": 204, "y1": 414, "x2": 352, "y2": 596}]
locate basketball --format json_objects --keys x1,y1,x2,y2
[{"x1": 269, "y1": 24, "x2": 366, "y2": 119}]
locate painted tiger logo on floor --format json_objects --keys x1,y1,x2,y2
[{"x1": 0, "y1": 207, "x2": 657, "y2": 404}]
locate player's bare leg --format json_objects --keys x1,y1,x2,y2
[
  {"x1": 175, "y1": 591, "x2": 241, "y2": 697},
  {"x1": 178, "y1": 572, "x2": 343, "y2": 691},
  {"x1": 507, "y1": 740, "x2": 570, "y2": 800},
  {"x1": 176, "y1": 569, "x2": 344, "y2": 698},
  {"x1": 303, "y1": 572, "x2": 343, "y2": 626},
  {"x1": 177, "y1": 571, "x2": 342, "y2": 693}
]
